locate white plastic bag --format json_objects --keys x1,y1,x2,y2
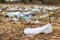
[{"x1": 24, "y1": 23, "x2": 52, "y2": 35}]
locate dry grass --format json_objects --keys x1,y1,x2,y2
[
  {"x1": 0, "y1": 4, "x2": 60, "y2": 40},
  {"x1": 0, "y1": 19, "x2": 60, "y2": 40}
]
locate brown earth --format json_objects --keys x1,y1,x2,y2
[{"x1": 0, "y1": 4, "x2": 60, "y2": 40}]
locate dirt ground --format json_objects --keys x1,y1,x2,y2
[
  {"x1": 0, "y1": 4, "x2": 60, "y2": 40},
  {"x1": 0, "y1": 19, "x2": 60, "y2": 40}
]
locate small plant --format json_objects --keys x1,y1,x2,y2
[{"x1": 14, "y1": 15, "x2": 18, "y2": 18}]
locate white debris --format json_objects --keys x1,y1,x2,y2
[
  {"x1": 23, "y1": 16, "x2": 29, "y2": 21},
  {"x1": 30, "y1": 6, "x2": 42, "y2": 12},
  {"x1": 30, "y1": 20, "x2": 40, "y2": 24},
  {"x1": 7, "y1": 12, "x2": 20, "y2": 16},
  {"x1": 24, "y1": 23, "x2": 52, "y2": 35},
  {"x1": 6, "y1": 6, "x2": 59, "y2": 12},
  {"x1": 31, "y1": 8, "x2": 41, "y2": 12},
  {"x1": 5, "y1": 6, "x2": 59, "y2": 23},
  {"x1": 5, "y1": 0, "x2": 19, "y2": 1},
  {"x1": 7, "y1": 12, "x2": 24, "y2": 17},
  {"x1": 11, "y1": 18, "x2": 19, "y2": 22},
  {"x1": 18, "y1": 8, "x2": 23, "y2": 10},
  {"x1": 40, "y1": 12, "x2": 54, "y2": 18},
  {"x1": 7, "y1": 7, "x2": 17, "y2": 11},
  {"x1": 23, "y1": 12, "x2": 32, "y2": 15},
  {"x1": 24, "y1": 7, "x2": 31, "y2": 11},
  {"x1": 0, "y1": 7, "x2": 2, "y2": 12},
  {"x1": 42, "y1": 6, "x2": 59, "y2": 11}
]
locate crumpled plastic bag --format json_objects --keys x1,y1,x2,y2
[{"x1": 24, "y1": 23, "x2": 52, "y2": 35}]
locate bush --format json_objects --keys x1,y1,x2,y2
[
  {"x1": 0, "y1": 0, "x2": 5, "y2": 3},
  {"x1": 40, "y1": 0, "x2": 60, "y2": 5}
]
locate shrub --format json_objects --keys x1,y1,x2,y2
[{"x1": 0, "y1": 0, "x2": 5, "y2": 3}]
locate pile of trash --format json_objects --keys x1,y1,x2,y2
[
  {"x1": 0, "y1": 5, "x2": 60, "y2": 36},
  {"x1": 5, "y1": 12, "x2": 35, "y2": 22},
  {"x1": 0, "y1": 5, "x2": 59, "y2": 12}
]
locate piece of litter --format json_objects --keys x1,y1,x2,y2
[
  {"x1": 30, "y1": 20, "x2": 40, "y2": 24},
  {"x1": 24, "y1": 23, "x2": 52, "y2": 35},
  {"x1": 11, "y1": 18, "x2": 19, "y2": 22}
]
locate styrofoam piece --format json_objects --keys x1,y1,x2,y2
[{"x1": 24, "y1": 23, "x2": 52, "y2": 35}]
